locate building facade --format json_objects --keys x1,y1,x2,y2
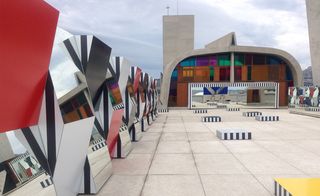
[{"x1": 160, "y1": 16, "x2": 303, "y2": 108}]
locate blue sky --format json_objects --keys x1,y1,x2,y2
[{"x1": 46, "y1": 0, "x2": 310, "y2": 78}]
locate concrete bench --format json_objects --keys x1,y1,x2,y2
[
  {"x1": 201, "y1": 116, "x2": 221, "y2": 122},
  {"x1": 217, "y1": 104, "x2": 227, "y2": 109},
  {"x1": 255, "y1": 115, "x2": 279, "y2": 121},
  {"x1": 207, "y1": 102, "x2": 217, "y2": 106},
  {"x1": 242, "y1": 111, "x2": 262, "y2": 117},
  {"x1": 305, "y1": 107, "x2": 320, "y2": 112},
  {"x1": 216, "y1": 129, "x2": 252, "y2": 140},
  {"x1": 193, "y1": 109, "x2": 207, "y2": 113},
  {"x1": 158, "y1": 109, "x2": 169, "y2": 113},
  {"x1": 226, "y1": 107, "x2": 240, "y2": 111}
]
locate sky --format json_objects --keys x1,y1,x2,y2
[{"x1": 45, "y1": 0, "x2": 310, "y2": 78}]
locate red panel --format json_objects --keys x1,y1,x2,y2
[
  {"x1": 134, "y1": 68, "x2": 142, "y2": 93},
  {"x1": 0, "y1": 0, "x2": 59, "y2": 132},
  {"x1": 106, "y1": 109, "x2": 124, "y2": 156}
]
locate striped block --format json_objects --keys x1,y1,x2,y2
[
  {"x1": 226, "y1": 107, "x2": 240, "y2": 111},
  {"x1": 242, "y1": 111, "x2": 262, "y2": 117},
  {"x1": 255, "y1": 115, "x2": 279, "y2": 121},
  {"x1": 40, "y1": 177, "x2": 53, "y2": 189},
  {"x1": 193, "y1": 109, "x2": 207, "y2": 114},
  {"x1": 216, "y1": 129, "x2": 252, "y2": 140},
  {"x1": 207, "y1": 102, "x2": 217, "y2": 106},
  {"x1": 274, "y1": 180, "x2": 292, "y2": 196},
  {"x1": 158, "y1": 109, "x2": 169, "y2": 113},
  {"x1": 305, "y1": 107, "x2": 320, "y2": 112},
  {"x1": 217, "y1": 104, "x2": 227, "y2": 109},
  {"x1": 201, "y1": 116, "x2": 221, "y2": 122}
]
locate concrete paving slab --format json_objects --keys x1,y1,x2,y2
[
  {"x1": 112, "y1": 154, "x2": 153, "y2": 175},
  {"x1": 190, "y1": 141, "x2": 229, "y2": 154},
  {"x1": 156, "y1": 141, "x2": 191, "y2": 154},
  {"x1": 149, "y1": 154, "x2": 197, "y2": 174},
  {"x1": 142, "y1": 175, "x2": 205, "y2": 196},
  {"x1": 161, "y1": 132, "x2": 188, "y2": 141},
  {"x1": 195, "y1": 154, "x2": 249, "y2": 174},
  {"x1": 201, "y1": 174, "x2": 272, "y2": 196},
  {"x1": 97, "y1": 175, "x2": 145, "y2": 196}
]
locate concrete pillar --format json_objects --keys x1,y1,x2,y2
[
  {"x1": 230, "y1": 52, "x2": 235, "y2": 83},
  {"x1": 306, "y1": 0, "x2": 320, "y2": 86}
]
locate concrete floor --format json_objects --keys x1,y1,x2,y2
[{"x1": 97, "y1": 109, "x2": 320, "y2": 196}]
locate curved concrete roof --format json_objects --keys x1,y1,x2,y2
[{"x1": 159, "y1": 44, "x2": 303, "y2": 108}]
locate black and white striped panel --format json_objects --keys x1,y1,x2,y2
[
  {"x1": 190, "y1": 82, "x2": 277, "y2": 89},
  {"x1": 216, "y1": 129, "x2": 251, "y2": 140},
  {"x1": 113, "y1": 103, "x2": 124, "y2": 110},
  {"x1": 274, "y1": 181, "x2": 292, "y2": 196},
  {"x1": 158, "y1": 109, "x2": 169, "y2": 113},
  {"x1": 226, "y1": 107, "x2": 240, "y2": 111},
  {"x1": 305, "y1": 107, "x2": 320, "y2": 112},
  {"x1": 201, "y1": 116, "x2": 221, "y2": 122},
  {"x1": 91, "y1": 141, "x2": 106, "y2": 152},
  {"x1": 193, "y1": 109, "x2": 207, "y2": 113},
  {"x1": 255, "y1": 115, "x2": 279, "y2": 121},
  {"x1": 91, "y1": 138, "x2": 104, "y2": 145},
  {"x1": 40, "y1": 177, "x2": 53, "y2": 189},
  {"x1": 242, "y1": 111, "x2": 262, "y2": 117},
  {"x1": 119, "y1": 124, "x2": 128, "y2": 132}
]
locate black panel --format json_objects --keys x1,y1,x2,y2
[
  {"x1": 80, "y1": 35, "x2": 88, "y2": 72},
  {"x1": 45, "y1": 73, "x2": 56, "y2": 174},
  {"x1": 85, "y1": 36, "x2": 111, "y2": 103},
  {"x1": 83, "y1": 157, "x2": 91, "y2": 194}
]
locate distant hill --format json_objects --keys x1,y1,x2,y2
[{"x1": 303, "y1": 66, "x2": 313, "y2": 86}]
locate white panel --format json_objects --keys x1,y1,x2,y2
[
  {"x1": 53, "y1": 116, "x2": 94, "y2": 196},
  {"x1": 37, "y1": 92, "x2": 48, "y2": 156},
  {"x1": 87, "y1": 35, "x2": 93, "y2": 59},
  {"x1": 53, "y1": 90, "x2": 65, "y2": 157},
  {"x1": 71, "y1": 36, "x2": 81, "y2": 60}
]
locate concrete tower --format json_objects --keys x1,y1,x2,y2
[
  {"x1": 163, "y1": 15, "x2": 194, "y2": 70},
  {"x1": 306, "y1": 0, "x2": 320, "y2": 86}
]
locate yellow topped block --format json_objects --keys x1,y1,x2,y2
[{"x1": 275, "y1": 178, "x2": 320, "y2": 196}]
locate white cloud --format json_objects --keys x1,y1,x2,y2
[{"x1": 45, "y1": 0, "x2": 311, "y2": 77}]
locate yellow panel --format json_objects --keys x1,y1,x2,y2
[{"x1": 275, "y1": 178, "x2": 320, "y2": 196}]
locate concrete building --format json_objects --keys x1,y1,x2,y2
[
  {"x1": 160, "y1": 15, "x2": 303, "y2": 108},
  {"x1": 306, "y1": 0, "x2": 320, "y2": 86},
  {"x1": 163, "y1": 15, "x2": 194, "y2": 71}
]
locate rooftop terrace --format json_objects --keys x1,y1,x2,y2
[{"x1": 97, "y1": 109, "x2": 320, "y2": 196}]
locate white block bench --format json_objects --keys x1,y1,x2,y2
[
  {"x1": 226, "y1": 107, "x2": 240, "y2": 111},
  {"x1": 305, "y1": 107, "x2": 320, "y2": 112},
  {"x1": 216, "y1": 129, "x2": 252, "y2": 140},
  {"x1": 158, "y1": 109, "x2": 169, "y2": 113},
  {"x1": 217, "y1": 104, "x2": 227, "y2": 109},
  {"x1": 201, "y1": 116, "x2": 221, "y2": 122},
  {"x1": 255, "y1": 115, "x2": 279, "y2": 121},
  {"x1": 242, "y1": 111, "x2": 262, "y2": 117},
  {"x1": 193, "y1": 109, "x2": 207, "y2": 113},
  {"x1": 207, "y1": 102, "x2": 217, "y2": 106}
]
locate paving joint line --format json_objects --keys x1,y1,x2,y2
[
  {"x1": 182, "y1": 115, "x2": 208, "y2": 196},
  {"x1": 138, "y1": 114, "x2": 167, "y2": 196}
]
